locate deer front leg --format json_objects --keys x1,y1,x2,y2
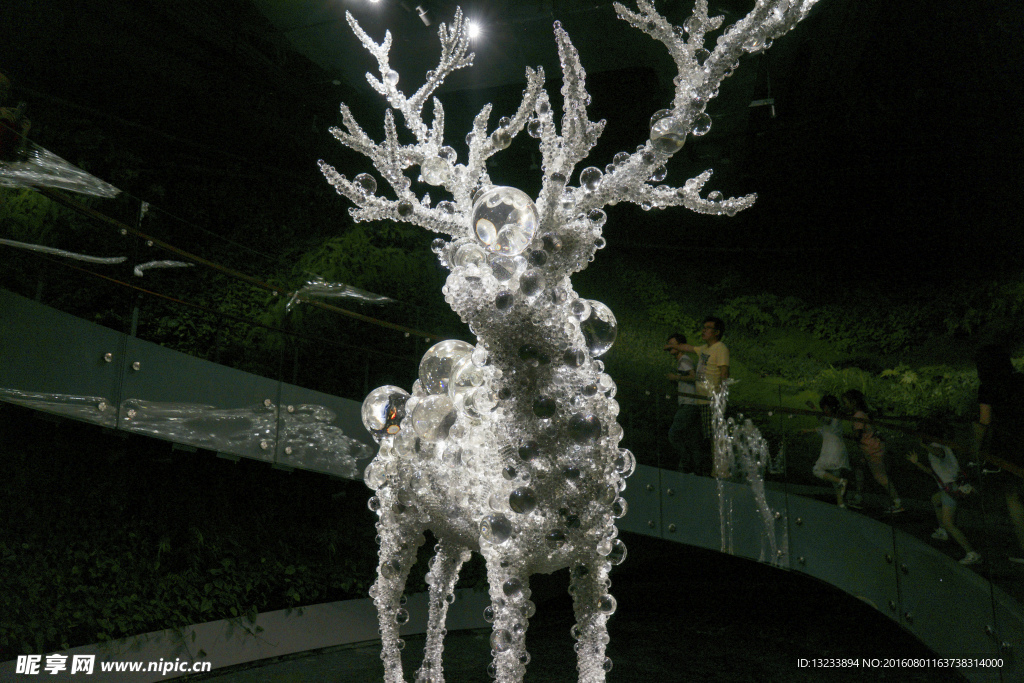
[
  {"x1": 569, "y1": 556, "x2": 614, "y2": 683},
  {"x1": 373, "y1": 519, "x2": 424, "y2": 683},
  {"x1": 415, "y1": 540, "x2": 472, "y2": 683},
  {"x1": 482, "y1": 550, "x2": 533, "y2": 683}
]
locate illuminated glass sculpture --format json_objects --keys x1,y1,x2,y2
[{"x1": 321, "y1": 2, "x2": 819, "y2": 681}]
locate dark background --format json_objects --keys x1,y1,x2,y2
[{"x1": 2, "y1": 0, "x2": 1022, "y2": 287}]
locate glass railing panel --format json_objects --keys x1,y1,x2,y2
[
  {"x1": 116, "y1": 334, "x2": 282, "y2": 463},
  {"x1": 0, "y1": 288, "x2": 126, "y2": 429}
]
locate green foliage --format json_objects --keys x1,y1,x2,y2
[{"x1": 0, "y1": 414, "x2": 389, "y2": 659}]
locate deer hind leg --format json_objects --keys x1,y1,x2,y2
[
  {"x1": 569, "y1": 556, "x2": 614, "y2": 683},
  {"x1": 482, "y1": 550, "x2": 534, "y2": 683},
  {"x1": 415, "y1": 540, "x2": 472, "y2": 683},
  {"x1": 373, "y1": 519, "x2": 424, "y2": 683}
]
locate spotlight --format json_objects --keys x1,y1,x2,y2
[{"x1": 467, "y1": 20, "x2": 481, "y2": 39}]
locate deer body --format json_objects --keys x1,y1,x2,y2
[{"x1": 322, "y1": 3, "x2": 820, "y2": 681}]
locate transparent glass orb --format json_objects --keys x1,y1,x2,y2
[
  {"x1": 419, "y1": 339, "x2": 474, "y2": 394},
  {"x1": 490, "y1": 629, "x2": 513, "y2": 653},
  {"x1": 411, "y1": 395, "x2": 456, "y2": 442},
  {"x1": 508, "y1": 487, "x2": 537, "y2": 514},
  {"x1": 454, "y1": 242, "x2": 487, "y2": 269},
  {"x1": 362, "y1": 385, "x2": 411, "y2": 442},
  {"x1": 471, "y1": 186, "x2": 539, "y2": 256},
  {"x1": 489, "y1": 254, "x2": 516, "y2": 281},
  {"x1": 579, "y1": 300, "x2": 617, "y2": 357},
  {"x1": 354, "y1": 173, "x2": 377, "y2": 194},
  {"x1": 480, "y1": 514, "x2": 513, "y2": 544},
  {"x1": 579, "y1": 166, "x2": 602, "y2": 192},
  {"x1": 691, "y1": 113, "x2": 712, "y2": 136},
  {"x1": 649, "y1": 110, "x2": 688, "y2": 154},
  {"x1": 421, "y1": 157, "x2": 450, "y2": 185},
  {"x1": 519, "y1": 268, "x2": 545, "y2": 298},
  {"x1": 449, "y1": 355, "x2": 486, "y2": 402}
]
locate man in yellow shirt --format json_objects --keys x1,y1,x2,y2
[
  {"x1": 676, "y1": 317, "x2": 730, "y2": 394},
  {"x1": 672, "y1": 317, "x2": 729, "y2": 476}
]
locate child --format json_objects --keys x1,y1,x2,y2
[
  {"x1": 841, "y1": 389, "x2": 903, "y2": 514},
  {"x1": 906, "y1": 437, "x2": 980, "y2": 565},
  {"x1": 802, "y1": 395, "x2": 851, "y2": 507}
]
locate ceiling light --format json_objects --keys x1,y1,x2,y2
[{"x1": 467, "y1": 21, "x2": 481, "y2": 40}]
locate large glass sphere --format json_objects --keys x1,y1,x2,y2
[
  {"x1": 419, "y1": 340, "x2": 474, "y2": 394},
  {"x1": 412, "y1": 394, "x2": 457, "y2": 442},
  {"x1": 649, "y1": 109, "x2": 688, "y2": 154},
  {"x1": 580, "y1": 300, "x2": 617, "y2": 357},
  {"x1": 471, "y1": 186, "x2": 539, "y2": 256},
  {"x1": 361, "y1": 385, "x2": 411, "y2": 443}
]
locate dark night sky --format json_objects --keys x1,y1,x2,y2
[{"x1": 2, "y1": 0, "x2": 1023, "y2": 286}]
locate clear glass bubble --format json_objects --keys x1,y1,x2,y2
[
  {"x1": 471, "y1": 186, "x2": 539, "y2": 256},
  {"x1": 527, "y1": 249, "x2": 548, "y2": 267},
  {"x1": 503, "y1": 578, "x2": 523, "y2": 597},
  {"x1": 579, "y1": 167, "x2": 602, "y2": 192},
  {"x1": 411, "y1": 395, "x2": 456, "y2": 442},
  {"x1": 546, "y1": 529, "x2": 567, "y2": 549},
  {"x1": 527, "y1": 119, "x2": 543, "y2": 138},
  {"x1": 480, "y1": 514, "x2": 513, "y2": 544},
  {"x1": 692, "y1": 113, "x2": 712, "y2": 136},
  {"x1": 649, "y1": 110, "x2": 687, "y2": 154},
  {"x1": 495, "y1": 290, "x2": 515, "y2": 312},
  {"x1": 608, "y1": 539, "x2": 627, "y2": 565},
  {"x1": 597, "y1": 594, "x2": 617, "y2": 615},
  {"x1": 362, "y1": 385, "x2": 411, "y2": 442},
  {"x1": 354, "y1": 173, "x2": 377, "y2": 194},
  {"x1": 708, "y1": 190, "x2": 723, "y2": 201},
  {"x1": 568, "y1": 413, "x2": 602, "y2": 442},
  {"x1": 603, "y1": 657, "x2": 613, "y2": 673},
  {"x1": 650, "y1": 165, "x2": 668, "y2": 182},
  {"x1": 615, "y1": 448, "x2": 636, "y2": 477},
  {"x1": 484, "y1": 605, "x2": 495, "y2": 622},
  {"x1": 532, "y1": 396, "x2": 556, "y2": 418},
  {"x1": 449, "y1": 355, "x2": 486, "y2": 402},
  {"x1": 364, "y1": 460, "x2": 386, "y2": 490},
  {"x1": 491, "y1": 130, "x2": 511, "y2": 149},
  {"x1": 508, "y1": 487, "x2": 537, "y2": 514},
  {"x1": 611, "y1": 497, "x2": 628, "y2": 518},
  {"x1": 395, "y1": 607, "x2": 410, "y2": 624},
  {"x1": 489, "y1": 254, "x2": 516, "y2": 281},
  {"x1": 385, "y1": 69, "x2": 400, "y2": 86},
  {"x1": 518, "y1": 441, "x2": 541, "y2": 461},
  {"x1": 519, "y1": 269, "x2": 545, "y2": 297},
  {"x1": 490, "y1": 629, "x2": 513, "y2": 652},
  {"x1": 419, "y1": 339, "x2": 474, "y2": 394},
  {"x1": 580, "y1": 300, "x2": 617, "y2": 357},
  {"x1": 437, "y1": 200, "x2": 456, "y2": 215},
  {"x1": 569, "y1": 299, "x2": 591, "y2": 321},
  {"x1": 454, "y1": 242, "x2": 487, "y2": 269},
  {"x1": 397, "y1": 200, "x2": 414, "y2": 217},
  {"x1": 421, "y1": 157, "x2": 450, "y2": 185}
]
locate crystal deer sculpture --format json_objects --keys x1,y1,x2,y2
[{"x1": 320, "y1": 2, "x2": 819, "y2": 681}]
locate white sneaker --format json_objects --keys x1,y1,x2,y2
[
  {"x1": 960, "y1": 551, "x2": 982, "y2": 566},
  {"x1": 931, "y1": 528, "x2": 949, "y2": 541}
]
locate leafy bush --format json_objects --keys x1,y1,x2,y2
[{"x1": 0, "y1": 408, "x2": 489, "y2": 659}]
